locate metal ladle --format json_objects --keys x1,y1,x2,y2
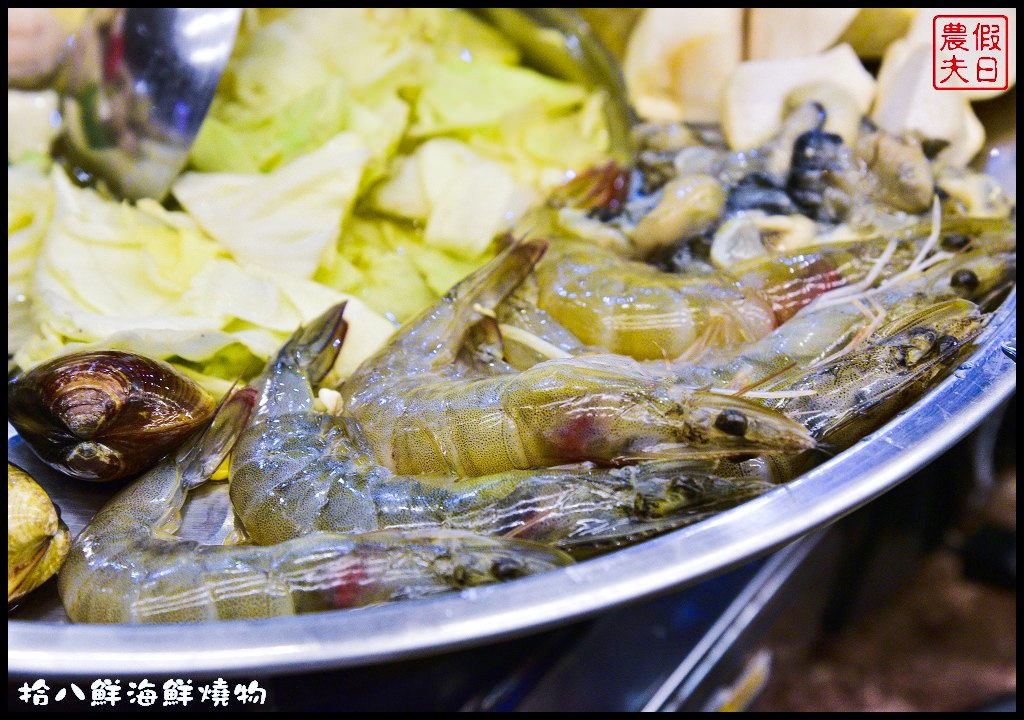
[
  {"x1": 55, "y1": 8, "x2": 633, "y2": 202},
  {"x1": 59, "y1": 8, "x2": 242, "y2": 201}
]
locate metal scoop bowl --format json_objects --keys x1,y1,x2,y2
[{"x1": 59, "y1": 8, "x2": 242, "y2": 201}]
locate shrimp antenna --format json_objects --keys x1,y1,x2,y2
[
  {"x1": 730, "y1": 361, "x2": 798, "y2": 396},
  {"x1": 813, "y1": 297, "x2": 887, "y2": 368},
  {"x1": 812, "y1": 441, "x2": 840, "y2": 459}
]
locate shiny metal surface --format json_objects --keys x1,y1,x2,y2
[
  {"x1": 9, "y1": 7, "x2": 1017, "y2": 680},
  {"x1": 59, "y1": 8, "x2": 241, "y2": 200},
  {"x1": 8, "y1": 290, "x2": 1015, "y2": 676}
]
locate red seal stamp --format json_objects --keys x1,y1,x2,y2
[{"x1": 933, "y1": 14, "x2": 1010, "y2": 90}]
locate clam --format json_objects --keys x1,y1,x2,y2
[
  {"x1": 855, "y1": 131, "x2": 934, "y2": 214},
  {"x1": 632, "y1": 174, "x2": 726, "y2": 254},
  {"x1": 8, "y1": 351, "x2": 215, "y2": 482},
  {"x1": 8, "y1": 462, "x2": 71, "y2": 605}
]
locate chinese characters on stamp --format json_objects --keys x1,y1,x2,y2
[{"x1": 933, "y1": 14, "x2": 1010, "y2": 90}]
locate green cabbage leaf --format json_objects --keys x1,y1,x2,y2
[{"x1": 14, "y1": 172, "x2": 393, "y2": 393}]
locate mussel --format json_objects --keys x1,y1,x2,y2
[
  {"x1": 8, "y1": 351, "x2": 215, "y2": 481},
  {"x1": 8, "y1": 462, "x2": 71, "y2": 605}
]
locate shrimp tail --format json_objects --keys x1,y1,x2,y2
[
  {"x1": 455, "y1": 239, "x2": 548, "y2": 317},
  {"x1": 277, "y1": 301, "x2": 349, "y2": 384},
  {"x1": 178, "y1": 387, "x2": 258, "y2": 489}
]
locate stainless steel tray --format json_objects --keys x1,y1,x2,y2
[
  {"x1": 7, "y1": 7, "x2": 1017, "y2": 680},
  {"x1": 8, "y1": 290, "x2": 1015, "y2": 677}
]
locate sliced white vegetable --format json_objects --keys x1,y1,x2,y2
[
  {"x1": 7, "y1": 90, "x2": 59, "y2": 164},
  {"x1": 7, "y1": 165, "x2": 54, "y2": 353},
  {"x1": 839, "y1": 8, "x2": 917, "y2": 60},
  {"x1": 372, "y1": 138, "x2": 539, "y2": 258},
  {"x1": 871, "y1": 40, "x2": 985, "y2": 166},
  {"x1": 15, "y1": 171, "x2": 393, "y2": 384},
  {"x1": 722, "y1": 44, "x2": 876, "y2": 150},
  {"x1": 747, "y1": 8, "x2": 860, "y2": 60},
  {"x1": 624, "y1": 8, "x2": 743, "y2": 123}
]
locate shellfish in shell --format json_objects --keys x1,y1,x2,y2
[
  {"x1": 8, "y1": 351, "x2": 215, "y2": 482},
  {"x1": 8, "y1": 462, "x2": 71, "y2": 605}
]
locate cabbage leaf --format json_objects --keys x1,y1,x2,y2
[
  {"x1": 174, "y1": 133, "x2": 371, "y2": 279},
  {"x1": 8, "y1": 164, "x2": 54, "y2": 353},
  {"x1": 372, "y1": 138, "x2": 539, "y2": 257},
  {"x1": 14, "y1": 173, "x2": 392, "y2": 393}
]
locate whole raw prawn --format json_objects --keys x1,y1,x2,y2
[
  {"x1": 525, "y1": 211, "x2": 1014, "y2": 363},
  {"x1": 58, "y1": 389, "x2": 571, "y2": 623},
  {"x1": 496, "y1": 217, "x2": 1015, "y2": 390},
  {"x1": 528, "y1": 233, "x2": 917, "y2": 362},
  {"x1": 721, "y1": 294, "x2": 993, "y2": 485},
  {"x1": 669, "y1": 234, "x2": 1015, "y2": 393},
  {"x1": 339, "y1": 240, "x2": 814, "y2": 477},
  {"x1": 229, "y1": 282, "x2": 785, "y2": 547}
]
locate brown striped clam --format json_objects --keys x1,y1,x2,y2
[{"x1": 8, "y1": 351, "x2": 215, "y2": 482}]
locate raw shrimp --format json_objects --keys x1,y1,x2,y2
[
  {"x1": 230, "y1": 300, "x2": 783, "y2": 547},
  {"x1": 529, "y1": 234, "x2": 920, "y2": 362},
  {"x1": 360, "y1": 462, "x2": 773, "y2": 552},
  {"x1": 230, "y1": 251, "x2": 997, "y2": 551},
  {"x1": 694, "y1": 294, "x2": 992, "y2": 486},
  {"x1": 495, "y1": 219, "x2": 1014, "y2": 389},
  {"x1": 669, "y1": 238, "x2": 1016, "y2": 392},
  {"x1": 532, "y1": 237, "x2": 777, "y2": 361},
  {"x1": 58, "y1": 389, "x2": 571, "y2": 623},
  {"x1": 339, "y1": 241, "x2": 814, "y2": 477},
  {"x1": 526, "y1": 212, "x2": 1014, "y2": 363},
  {"x1": 757, "y1": 297, "x2": 989, "y2": 447},
  {"x1": 233, "y1": 447, "x2": 775, "y2": 549}
]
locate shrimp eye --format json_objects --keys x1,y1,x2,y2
[
  {"x1": 951, "y1": 269, "x2": 979, "y2": 293},
  {"x1": 715, "y1": 409, "x2": 748, "y2": 437},
  {"x1": 491, "y1": 557, "x2": 524, "y2": 581},
  {"x1": 909, "y1": 327, "x2": 936, "y2": 344},
  {"x1": 941, "y1": 233, "x2": 971, "y2": 251},
  {"x1": 937, "y1": 335, "x2": 959, "y2": 354},
  {"x1": 908, "y1": 327, "x2": 937, "y2": 358}
]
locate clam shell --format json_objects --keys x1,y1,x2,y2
[
  {"x1": 8, "y1": 351, "x2": 216, "y2": 481},
  {"x1": 8, "y1": 462, "x2": 71, "y2": 605}
]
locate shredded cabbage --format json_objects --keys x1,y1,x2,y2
[
  {"x1": 316, "y1": 216, "x2": 486, "y2": 323},
  {"x1": 372, "y1": 139, "x2": 540, "y2": 257},
  {"x1": 8, "y1": 165, "x2": 54, "y2": 353},
  {"x1": 7, "y1": 90, "x2": 59, "y2": 167},
  {"x1": 8, "y1": 8, "x2": 611, "y2": 392}
]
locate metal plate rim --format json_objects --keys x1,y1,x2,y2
[{"x1": 8, "y1": 291, "x2": 1016, "y2": 678}]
